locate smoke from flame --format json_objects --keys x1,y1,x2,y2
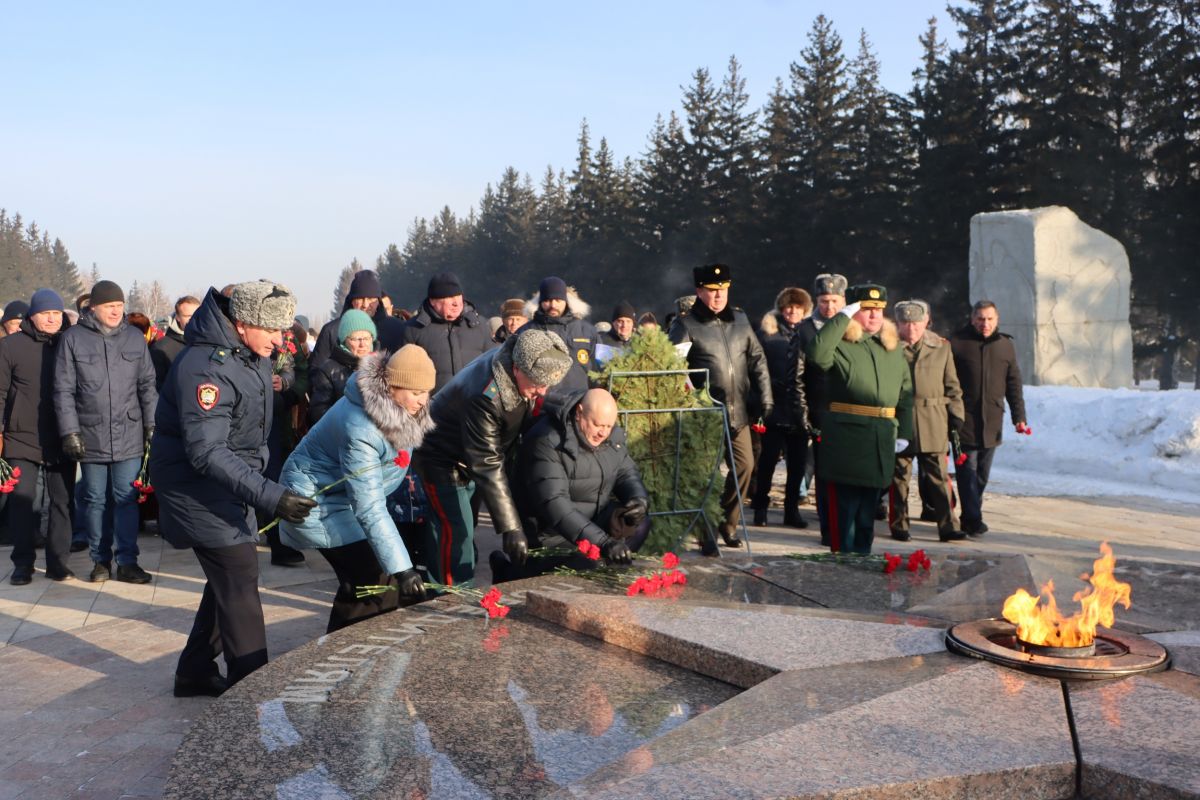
[{"x1": 1002, "y1": 542, "x2": 1131, "y2": 647}]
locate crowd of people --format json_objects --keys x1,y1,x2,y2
[{"x1": 0, "y1": 263, "x2": 1026, "y2": 696}]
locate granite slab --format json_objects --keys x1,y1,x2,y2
[{"x1": 1148, "y1": 630, "x2": 1200, "y2": 677}]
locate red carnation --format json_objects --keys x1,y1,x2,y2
[
  {"x1": 394, "y1": 451, "x2": 411, "y2": 468},
  {"x1": 10, "y1": 467, "x2": 20, "y2": 479},
  {"x1": 662, "y1": 552, "x2": 679, "y2": 569}
]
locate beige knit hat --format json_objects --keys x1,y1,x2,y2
[{"x1": 386, "y1": 345, "x2": 436, "y2": 391}]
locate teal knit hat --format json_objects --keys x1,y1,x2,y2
[{"x1": 337, "y1": 309, "x2": 377, "y2": 345}]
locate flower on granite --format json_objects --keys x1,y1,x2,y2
[
  {"x1": 883, "y1": 552, "x2": 902, "y2": 574},
  {"x1": 394, "y1": 451, "x2": 411, "y2": 468},
  {"x1": 480, "y1": 587, "x2": 510, "y2": 618},
  {"x1": 576, "y1": 539, "x2": 601, "y2": 561},
  {"x1": 906, "y1": 549, "x2": 931, "y2": 572},
  {"x1": 662, "y1": 552, "x2": 679, "y2": 569}
]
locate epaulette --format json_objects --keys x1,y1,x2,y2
[
  {"x1": 210, "y1": 348, "x2": 229, "y2": 364},
  {"x1": 482, "y1": 380, "x2": 498, "y2": 400}
]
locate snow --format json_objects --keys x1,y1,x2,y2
[{"x1": 988, "y1": 385, "x2": 1200, "y2": 505}]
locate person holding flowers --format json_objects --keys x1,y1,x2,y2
[
  {"x1": 0, "y1": 289, "x2": 76, "y2": 584},
  {"x1": 278, "y1": 345, "x2": 437, "y2": 632}
]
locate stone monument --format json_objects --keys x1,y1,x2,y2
[{"x1": 969, "y1": 206, "x2": 1133, "y2": 388}]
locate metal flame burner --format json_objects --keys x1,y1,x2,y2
[{"x1": 946, "y1": 619, "x2": 1170, "y2": 680}]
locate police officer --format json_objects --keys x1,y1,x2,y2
[
  {"x1": 806, "y1": 284, "x2": 913, "y2": 554},
  {"x1": 152, "y1": 281, "x2": 316, "y2": 697},
  {"x1": 415, "y1": 328, "x2": 572, "y2": 586}
]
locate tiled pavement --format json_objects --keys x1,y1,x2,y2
[{"x1": 0, "y1": 490, "x2": 1196, "y2": 799}]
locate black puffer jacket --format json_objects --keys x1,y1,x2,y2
[
  {"x1": 950, "y1": 324, "x2": 1026, "y2": 449},
  {"x1": 53, "y1": 312, "x2": 157, "y2": 463},
  {"x1": 519, "y1": 310, "x2": 596, "y2": 398},
  {"x1": 417, "y1": 337, "x2": 546, "y2": 537},
  {"x1": 150, "y1": 288, "x2": 285, "y2": 549},
  {"x1": 308, "y1": 346, "x2": 359, "y2": 427},
  {"x1": 0, "y1": 316, "x2": 73, "y2": 463},
  {"x1": 668, "y1": 301, "x2": 772, "y2": 431},
  {"x1": 149, "y1": 322, "x2": 186, "y2": 390},
  {"x1": 758, "y1": 311, "x2": 807, "y2": 429},
  {"x1": 399, "y1": 299, "x2": 495, "y2": 394},
  {"x1": 519, "y1": 391, "x2": 647, "y2": 546}
]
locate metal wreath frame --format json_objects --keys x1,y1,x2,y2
[{"x1": 605, "y1": 368, "x2": 752, "y2": 556}]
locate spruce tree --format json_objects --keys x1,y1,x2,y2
[{"x1": 331, "y1": 261, "x2": 358, "y2": 317}]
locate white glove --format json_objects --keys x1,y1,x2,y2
[
  {"x1": 840, "y1": 301, "x2": 862, "y2": 318},
  {"x1": 894, "y1": 438, "x2": 909, "y2": 453}
]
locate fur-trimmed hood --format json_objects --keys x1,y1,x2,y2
[
  {"x1": 488, "y1": 337, "x2": 524, "y2": 413},
  {"x1": 345, "y1": 351, "x2": 436, "y2": 451},
  {"x1": 759, "y1": 310, "x2": 804, "y2": 338},
  {"x1": 523, "y1": 287, "x2": 592, "y2": 320},
  {"x1": 843, "y1": 317, "x2": 900, "y2": 351}
]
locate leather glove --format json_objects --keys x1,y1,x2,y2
[
  {"x1": 761, "y1": 404, "x2": 774, "y2": 422},
  {"x1": 62, "y1": 433, "x2": 86, "y2": 461},
  {"x1": 620, "y1": 497, "x2": 649, "y2": 527},
  {"x1": 275, "y1": 490, "x2": 317, "y2": 524},
  {"x1": 144, "y1": 426, "x2": 155, "y2": 445},
  {"x1": 502, "y1": 529, "x2": 528, "y2": 567},
  {"x1": 394, "y1": 569, "x2": 426, "y2": 600},
  {"x1": 600, "y1": 536, "x2": 633, "y2": 565}
]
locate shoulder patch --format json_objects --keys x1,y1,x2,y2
[
  {"x1": 576, "y1": 348, "x2": 589, "y2": 365},
  {"x1": 196, "y1": 383, "x2": 220, "y2": 411},
  {"x1": 482, "y1": 380, "x2": 498, "y2": 399}
]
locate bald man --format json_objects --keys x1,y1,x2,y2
[{"x1": 491, "y1": 388, "x2": 650, "y2": 582}]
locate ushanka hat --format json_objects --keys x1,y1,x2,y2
[
  {"x1": 512, "y1": 328, "x2": 572, "y2": 387},
  {"x1": 775, "y1": 287, "x2": 811, "y2": 311},
  {"x1": 894, "y1": 299, "x2": 930, "y2": 322},
  {"x1": 230, "y1": 281, "x2": 297, "y2": 329},
  {"x1": 846, "y1": 283, "x2": 888, "y2": 309},
  {"x1": 500, "y1": 298, "x2": 526, "y2": 319},
  {"x1": 812, "y1": 273, "x2": 848, "y2": 298}
]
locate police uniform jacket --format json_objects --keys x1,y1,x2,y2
[
  {"x1": 150, "y1": 288, "x2": 286, "y2": 549},
  {"x1": 806, "y1": 313, "x2": 913, "y2": 489},
  {"x1": 950, "y1": 324, "x2": 1026, "y2": 449},
  {"x1": 518, "y1": 310, "x2": 596, "y2": 398},
  {"x1": 519, "y1": 391, "x2": 648, "y2": 547},
  {"x1": 53, "y1": 312, "x2": 157, "y2": 463},
  {"x1": 416, "y1": 336, "x2": 535, "y2": 537},
  {"x1": 399, "y1": 298, "x2": 495, "y2": 394},
  {"x1": 903, "y1": 330, "x2": 964, "y2": 454},
  {"x1": 668, "y1": 300, "x2": 772, "y2": 431}
]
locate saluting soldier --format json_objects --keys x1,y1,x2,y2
[
  {"x1": 806, "y1": 283, "x2": 913, "y2": 554},
  {"x1": 152, "y1": 281, "x2": 316, "y2": 697},
  {"x1": 887, "y1": 300, "x2": 967, "y2": 543}
]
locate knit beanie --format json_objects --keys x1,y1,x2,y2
[
  {"x1": 538, "y1": 276, "x2": 568, "y2": 303},
  {"x1": 2, "y1": 300, "x2": 29, "y2": 324},
  {"x1": 230, "y1": 281, "x2": 297, "y2": 329},
  {"x1": 386, "y1": 344, "x2": 436, "y2": 391},
  {"x1": 612, "y1": 300, "x2": 637, "y2": 322},
  {"x1": 346, "y1": 270, "x2": 382, "y2": 300},
  {"x1": 28, "y1": 289, "x2": 65, "y2": 316},
  {"x1": 89, "y1": 280, "x2": 125, "y2": 307},
  {"x1": 427, "y1": 271, "x2": 463, "y2": 300},
  {"x1": 512, "y1": 329, "x2": 572, "y2": 387},
  {"x1": 337, "y1": 308, "x2": 377, "y2": 344}
]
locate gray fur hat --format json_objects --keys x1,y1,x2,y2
[
  {"x1": 512, "y1": 328, "x2": 572, "y2": 387},
  {"x1": 894, "y1": 299, "x2": 930, "y2": 322},
  {"x1": 230, "y1": 281, "x2": 297, "y2": 329},
  {"x1": 812, "y1": 273, "x2": 848, "y2": 298}
]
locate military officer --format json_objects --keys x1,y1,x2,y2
[
  {"x1": 887, "y1": 300, "x2": 967, "y2": 543},
  {"x1": 152, "y1": 281, "x2": 316, "y2": 697},
  {"x1": 805, "y1": 283, "x2": 913, "y2": 554}
]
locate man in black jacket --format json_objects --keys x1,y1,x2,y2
[
  {"x1": 518, "y1": 276, "x2": 596, "y2": 401},
  {"x1": 950, "y1": 300, "x2": 1027, "y2": 536},
  {"x1": 415, "y1": 328, "x2": 572, "y2": 586},
  {"x1": 399, "y1": 271, "x2": 494, "y2": 394},
  {"x1": 311, "y1": 270, "x2": 404, "y2": 367},
  {"x1": 669, "y1": 263, "x2": 772, "y2": 548},
  {"x1": 149, "y1": 295, "x2": 200, "y2": 389},
  {"x1": 492, "y1": 389, "x2": 649, "y2": 581},
  {"x1": 0, "y1": 290, "x2": 75, "y2": 583},
  {"x1": 54, "y1": 280, "x2": 157, "y2": 584}
]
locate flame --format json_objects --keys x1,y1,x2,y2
[{"x1": 1001, "y1": 542, "x2": 1132, "y2": 647}]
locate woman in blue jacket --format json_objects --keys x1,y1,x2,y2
[{"x1": 280, "y1": 345, "x2": 436, "y2": 632}]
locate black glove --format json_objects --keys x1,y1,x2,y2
[
  {"x1": 394, "y1": 569, "x2": 426, "y2": 600},
  {"x1": 761, "y1": 404, "x2": 774, "y2": 422},
  {"x1": 275, "y1": 490, "x2": 317, "y2": 524},
  {"x1": 620, "y1": 497, "x2": 649, "y2": 527},
  {"x1": 502, "y1": 529, "x2": 528, "y2": 567},
  {"x1": 600, "y1": 536, "x2": 633, "y2": 565},
  {"x1": 144, "y1": 426, "x2": 155, "y2": 445},
  {"x1": 62, "y1": 433, "x2": 86, "y2": 461}
]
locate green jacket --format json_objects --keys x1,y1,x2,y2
[{"x1": 807, "y1": 313, "x2": 913, "y2": 488}]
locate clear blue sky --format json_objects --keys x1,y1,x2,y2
[{"x1": 2, "y1": 1, "x2": 955, "y2": 321}]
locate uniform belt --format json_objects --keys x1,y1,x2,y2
[{"x1": 829, "y1": 401, "x2": 896, "y2": 418}]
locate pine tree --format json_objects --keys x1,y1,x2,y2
[
  {"x1": 710, "y1": 56, "x2": 760, "y2": 269},
  {"x1": 331, "y1": 260, "x2": 359, "y2": 318}
]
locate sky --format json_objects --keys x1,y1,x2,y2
[{"x1": 2, "y1": 1, "x2": 956, "y2": 322}]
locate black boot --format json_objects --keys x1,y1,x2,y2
[
  {"x1": 267, "y1": 530, "x2": 305, "y2": 566},
  {"x1": 752, "y1": 508, "x2": 768, "y2": 526},
  {"x1": 783, "y1": 508, "x2": 808, "y2": 529}
]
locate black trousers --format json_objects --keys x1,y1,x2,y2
[
  {"x1": 751, "y1": 425, "x2": 807, "y2": 512},
  {"x1": 177, "y1": 542, "x2": 268, "y2": 686},
  {"x1": 319, "y1": 539, "x2": 421, "y2": 634},
  {"x1": 8, "y1": 459, "x2": 74, "y2": 574}
]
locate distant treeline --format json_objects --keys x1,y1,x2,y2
[
  {"x1": 0, "y1": 210, "x2": 85, "y2": 305},
  {"x1": 366, "y1": 2, "x2": 1196, "y2": 374}
]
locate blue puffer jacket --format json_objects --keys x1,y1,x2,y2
[
  {"x1": 279, "y1": 350, "x2": 435, "y2": 575},
  {"x1": 151, "y1": 288, "x2": 285, "y2": 549},
  {"x1": 53, "y1": 312, "x2": 157, "y2": 462}
]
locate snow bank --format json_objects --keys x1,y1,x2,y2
[{"x1": 988, "y1": 386, "x2": 1200, "y2": 504}]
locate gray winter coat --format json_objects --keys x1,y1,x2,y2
[
  {"x1": 53, "y1": 313, "x2": 157, "y2": 463},
  {"x1": 399, "y1": 299, "x2": 495, "y2": 394},
  {"x1": 519, "y1": 391, "x2": 647, "y2": 546}
]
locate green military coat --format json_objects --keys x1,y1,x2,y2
[
  {"x1": 903, "y1": 330, "x2": 964, "y2": 454},
  {"x1": 807, "y1": 313, "x2": 913, "y2": 489}
]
